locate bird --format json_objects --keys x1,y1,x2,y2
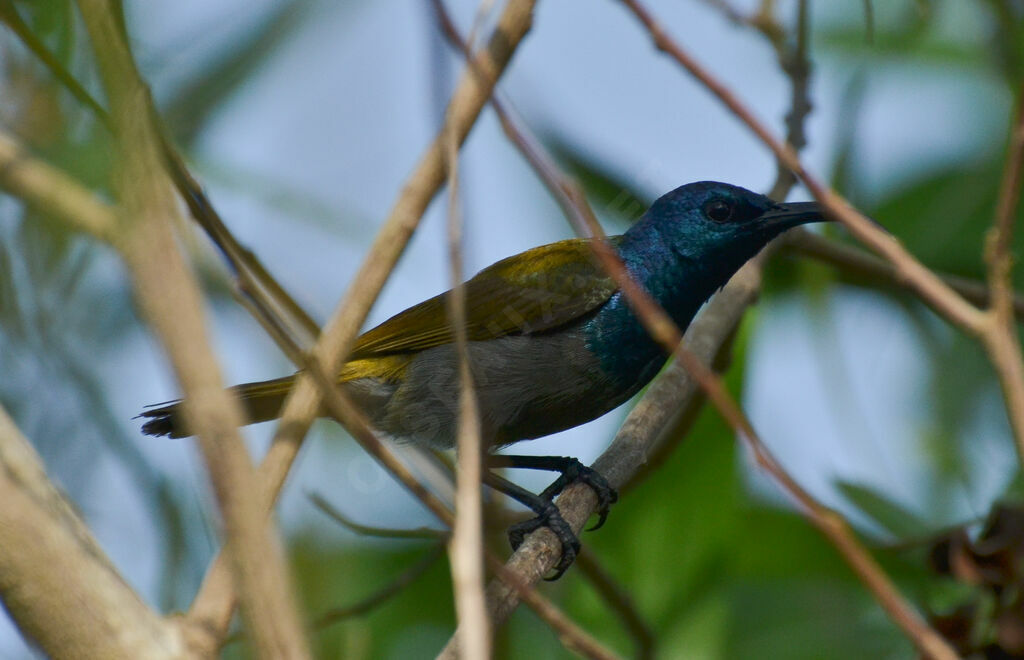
[{"x1": 140, "y1": 180, "x2": 826, "y2": 577}]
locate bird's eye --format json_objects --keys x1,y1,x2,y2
[{"x1": 704, "y1": 199, "x2": 733, "y2": 223}]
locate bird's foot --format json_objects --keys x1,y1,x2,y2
[
  {"x1": 507, "y1": 502, "x2": 580, "y2": 581},
  {"x1": 486, "y1": 455, "x2": 619, "y2": 580},
  {"x1": 536, "y1": 459, "x2": 619, "y2": 531}
]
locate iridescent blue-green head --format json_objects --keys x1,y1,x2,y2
[{"x1": 629, "y1": 181, "x2": 825, "y2": 278}]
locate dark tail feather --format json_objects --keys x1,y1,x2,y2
[{"x1": 138, "y1": 375, "x2": 296, "y2": 438}]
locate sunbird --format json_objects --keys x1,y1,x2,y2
[{"x1": 141, "y1": 181, "x2": 826, "y2": 576}]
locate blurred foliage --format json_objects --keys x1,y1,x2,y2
[
  {"x1": 2, "y1": 0, "x2": 1024, "y2": 659},
  {"x1": 160, "y1": 1, "x2": 307, "y2": 145}
]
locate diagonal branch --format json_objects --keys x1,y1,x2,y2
[
  {"x1": 75, "y1": 2, "x2": 310, "y2": 657},
  {"x1": 0, "y1": 406, "x2": 184, "y2": 659},
  {"x1": 786, "y1": 229, "x2": 1024, "y2": 318}
]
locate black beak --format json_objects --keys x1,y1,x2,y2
[{"x1": 760, "y1": 201, "x2": 826, "y2": 229}]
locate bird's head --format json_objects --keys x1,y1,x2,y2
[{"x1": 640, "y1": 181, "x2": 826, "y2": 265}]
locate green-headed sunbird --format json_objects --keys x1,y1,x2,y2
[{"x1": 141, "y1": 181, "x2": 826, "y2": 576}]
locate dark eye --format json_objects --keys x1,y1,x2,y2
[{"x1": 704, "y1": 199, "x2": 733, "y2": 223}]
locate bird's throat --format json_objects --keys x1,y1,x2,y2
[{"x1": 582, "y1": 240, "x2": 722, "y2": 393}]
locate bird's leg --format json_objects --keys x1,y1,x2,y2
[
  {"x1": 482, "y1": 471, "x2": 580, "y2": 580},
  {"x1": 488, "y1": 455, "x2": 618, "y2": 530}
]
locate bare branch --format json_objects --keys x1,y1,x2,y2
[
  {"x1": 981, "y1": 84, "x2": 1024, "y2": 467},
  {"x1": 0, "y1": 406, "x2": 184, "y2": 659},
  {"x1": 441, "y1": 12, "x2": 490, "y2": 655},
  {"x1": 481, "y1": 557, "x2": 624, "y2": 660},
  {"x1": 0, "y1": 131, "x2": 115, "y2": 240},
  {"x1": 75, "y1": 2, "x2": 310, "y2": 657},
  {"x1": 786, "y1": 229, "x2": 1024, "y2": 318},
  {"x1": 309, "y1": 492, "x2": 446, "y2": 540},
  {"x1": 768, "y1": 0, "x2": 811, "y2": 201}
]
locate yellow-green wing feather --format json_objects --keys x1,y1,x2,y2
[{"x1": 349, "y1": 238, "x2": 619, "y2": 359}]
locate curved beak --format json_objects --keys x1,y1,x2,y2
[{"x1": 760, "y1": 201, "x2": 826, "y2": 229}]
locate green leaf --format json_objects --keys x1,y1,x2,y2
[{"x1": 836, "y1": 480, "x2": 931, "y2": 538}]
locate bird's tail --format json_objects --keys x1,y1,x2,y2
[{"x1": 139, "y1": 375, "x2": 296, "y2": 438}]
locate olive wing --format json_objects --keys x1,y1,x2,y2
[{"x1": 349, "y1": 238, "x2": 619, "y2": 359}]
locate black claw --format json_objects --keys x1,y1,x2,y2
[
  {"x1": 505, "y1": 503, "x2": 581, "y2": 580},
  {"x1": 486, "y1": 455, "x2": 618, "y2": 580},
  {"x1": 574, "y1": 467, "x2": 617, "y2": 531},
  {"x1": 507, "y1": 517, "x2": 539, "y2": 551},
  {"x1": 587, "y1": 511, "x2": 609, "y2": 532}
]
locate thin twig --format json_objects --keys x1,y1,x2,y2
[
  {"x1": 0, "y1": 132, "x2": 115, "y2": 240},
  {"x1": 786, "y1": 229, "x2": 1024, "y2": 318},
  {"x1": 0, "y1": 2, "x2": 111, "y2": 127},
  {"x1": 314, "y1": 544, "x2": 448, "y2": 628},
  {"x1": 441, "y1": 9, "x2": 490, "y2": 654},
  {"x1": 981, "y1": 84, "x2": 1024, "y2": 466},
  {"x1": 768, "y1": 0, "x2": 811, "y2": 201},
  {"x1": 309, "y1": 492, "x2": 445, "y2": 540},
  {"x1": 483, "y1": 556, "x2": 624, "y2": 660}
]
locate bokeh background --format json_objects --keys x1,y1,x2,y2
[{"x1": 1, "y1": 0, "x2": 1022, "y2": 657}]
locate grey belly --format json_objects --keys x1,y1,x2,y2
[{"x1": 345, "y1": 332, "x2": 630, "y2": 449}]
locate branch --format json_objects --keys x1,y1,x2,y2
[
  {"x1": 314, "y1": 545, "x2": 447, "y2": 627},
  {"x1": 767, "y1": 0, "x2": 811, "y2": 201},
  {"x1": 185, "y1": 0, "x2": 539, "y2": 642},
  {"x1": 442, "y1": 27, "x2": 490, "y2": 658},
  {"x1": 309, "y1": 492, "x2": 445, "y2": 540},
  {"x1": 981, "y1": 83, "x2": 1024, "y2": 465},
  {"x1": 704, "y1": 0, "x2": 811, "y2": 200},
  {"x1": 786, "y1": 229, "x2": 1024, "y2": 318},
  {"x1": 75, "y1": 2, "x2": 310, "y2": 657},
  {"x1": 0, "y1": 406, "x2": 184, "y2": 658},
  {"x1": 0, "y1": 132, "x2": 115, "y2": 240}
]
